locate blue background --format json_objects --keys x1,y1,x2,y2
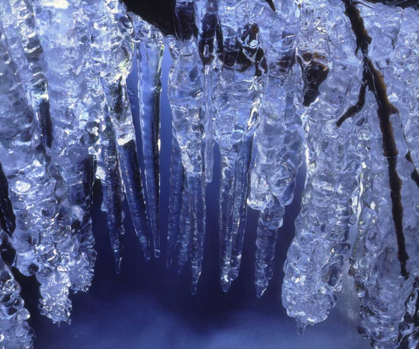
[{"x1": 15, "y1": 49, "x2": 370, "y2": 349}]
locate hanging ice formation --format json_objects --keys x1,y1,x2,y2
[
  {"x1": 166, "y1": 0, "x2": 207, "y2": 295},
  {"x1": 1, "y1": 0, "x2": 419, "y2": 347},
  {"x1": 0, "y1": 231, "x2": 34, "y2": 349},
  {"x1": 248, "y1": 0, "x2": 301, "y2": 298}
]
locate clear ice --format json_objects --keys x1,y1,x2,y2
[
  {"x1": 167, "y1": 0, "x2": 206, "y2": 294},
  {"x1": 0, "y1": 0, "x2": 419, "y2": 347}
]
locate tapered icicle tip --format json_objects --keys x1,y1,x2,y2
[
  {"x1": 191, "y1": 283, "x2": 198, "y2": 295},
  {"x1": 230, "y1": 270, "x2": 239, "y2": 282},
  {"x1": 296, "y1": 320, "x2": 307, "y2": 335},
  {"x1": 221, "y1": 276, "x2": 231, "y2": 293},
  {"x1": 144, "y1": 250, "x2": 151, "y2": 261},
  {"x1": 115, "y1": 258, "x2": 122, "y2": 274},
  {"x1": 256, "y1": 285, "x2": 266, "y2": 298},
  {"x1": 154, "y1": 249, "x2": 161, "y2": 258}
]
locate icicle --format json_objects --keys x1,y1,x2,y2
[
  {"x1": 131, "y1": 15, "x2": 164, "y2": 259},
  {"x1": 30, "y1": 0, "x2": 101, "y2": 296},
  {"x1": 254, "y1": 199, "x2": 284, "y2": 297},
  {"x1": 166, "y1": 137, "x2": 184, "y2": 268},
  {"x1": 96, "y1": 106, "x2": 125, "y2": 274},
  {"x1": 388, "y1": 8, "x2": 419, "y2": 347},
  {"x1": 247, "y1": 0, "x2": 301, "y2": 296},
  {"x1": 349, "y1": 99, "x2": 418, "y2": 347},
  {"x1": 167, "y1": 0, "x2": 206, "y2": 294},
  {"x1": 0, "y1": 23, "x2": 71, "y2": 323},
  {"x1": 0, "y1": 233, "x2": 35, "y2": 349},
  {"x1": 229, "y1": 134, "x2": 253, "y2": 281},
  {"x1": 215, "y1": 1, "x2": 266, "y2": 292},
  {"x1": 6, "y1": 0, "x2": 52, "y2": 148},
  {"x1": 79, "y1": 0, "x2": 129, "y2": 274},
  {"x1": 281, "y1": 0, "x2": 367, "y2": 330},
  {"x1": 92, "y1": 0, "x2": 150, "y2": 259},
  {"x1": 346, "y1": 4, "x2": 419, "y2": 347},
  {"x1": 197, "y1": 0, "x2": 219, "y2": 183}
]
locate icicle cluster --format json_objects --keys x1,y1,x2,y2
[
  {"x1": 0, "y1": 0, "x2": 153, "y2": 324},
  {"x1": 1, "y1": 0, "x2": 419, "y2": 348}
]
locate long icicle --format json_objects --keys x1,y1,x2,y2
[
  {"x1": 0, "y1": 23, "x2": 72, "y2": 323},
  {"x1": 197, "y1": 0, "x2": 219, "y2": 183},
  {"x1": 81, "y1": 0, "x2": 127, "y2": 273},
  {"x1": 97, "y1": 106, "x2": 126, "y2": 274},
  {"x1": 95, "y1": 0, "x2": 151, "y2": 259},
  {"x1": 31, "y1": 0, "x2": 101, "y2": 296},
  {"x1": 281, "y1": 0, "x2": 366, "y2": 330},
  {"x1": 131, "y1": 15, "x2": 164, "y2": 258},
  {"x1": 247, "y1": 0, "x2": 301, "y2": 297},
  {"x1": 229, "y1": 134, "x2": 254, "y2": 281},
  {"x1": 215, "y1": 1, "x2": 266, "y2": 291},
  {"x1": 168, "y1": 0, "x2": 206, "y2": 294}
]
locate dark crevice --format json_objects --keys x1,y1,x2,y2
[
  {"x1": 265, "y1": 0, "x2": 276, "y2": 11},
  {"x1": 38, "y1": 98, "x2": 53, "y2": 148},
  {"x1": 341, "y1": 0, "x2": 409, "y2": 278},
  {"x1": 0, "y1": 232, "x2": 16, "y2": 267},
  {"x1": 297, "y1": 52, "x2": 329, "y2": 107},
  {"x1": 198, "y1": 5, "x2": 218, "y2": 65},
  {"x1": 174, "y1": 0, "x2": 198, "y2": 41},
  {"x1": 405, "y1": 152, "x2": 419, "y2": 189},
  {"x1": 218, "y1": 22, "x2": 268, "y2": 76},
  {"x1": 0, "y1": 163, "x2": 15, "y2": 236},
  {"x1": 122, "y1": 0, "x2": 176, "y2": 36}
]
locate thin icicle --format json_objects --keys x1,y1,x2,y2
[
  {"x1": 79, "y1": 0, "x2": 127, "y2": 274},
  {"x1": 230, "y1": 135, "x2": 253, "y2": 281},
  {"x1": 197, "y1": 0, "x2": 219, "y2": 183},
  {"x1": 166, "y1": 137, "x2": 184, "y2": 268},
  {"x1": 131, "y1": 15, "x2": 164, "y2": 259},
  {"x1": 94, "y1": 0, "x2": 151, "y2": 259},
  {"x1": 97, "y1": 107, "x2": 125, "y2": 274}
]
